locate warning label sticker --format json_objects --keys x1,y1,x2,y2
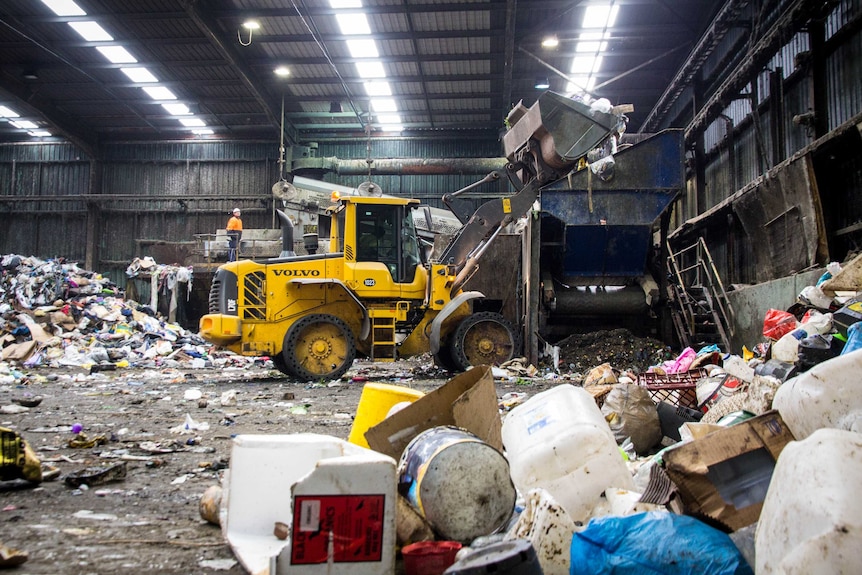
[{"x1": 290, "y1": 494, "x2": 385, "y2": 565}]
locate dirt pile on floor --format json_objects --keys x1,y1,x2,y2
[{"x1": 554, "y1": 328, "x2": 675, "y2": 374}]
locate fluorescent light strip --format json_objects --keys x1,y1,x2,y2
[
  {"x1": 179, "y1": 118, "x2": 206, "y2": 127},
  {"x1": 162, "y1": 103, "x2": 191, "y2": 116},
  {"x1": 30, "y1": 130, "x2": 52, "y2": 137},
  {"x1": 364, "y1": 81, "x2": 392, "y2": 96},
  {"x1": 41, "y1": 0, "x2": 86, "y2": 16},
  {"x1": 569, "y1": 4, "x2": 619, "y2": 96},
  {"x1": 0, "y1": 106, "x2": 20, "y2": 118},
  {"x1": 347, "y1": 39, "x2": 378, "y2": 59},
  {"x1": 68, "y1": 21, "x2": 113, "y2": 41},
  {"x1": 336, "y1": 14, "x2": 370, "y2": 35},
  {"x1": 143, "y1": 87, "x2": 177, "y2": 100},
  {"x1": 97, "y1": 46, "x2": 137, "y2": 64},
  {"x1": 121, "y1": 68, "x2": 159, "y2": 83},
  {"x1": 356, "y1": 61, "x2": 385, "y2": 78},
  {"x1": 583, "y1": 5, "x2": 619, "y2": 28},
  {"x1": 11, "y1": 120, "x2": 39, "y2": 130}
]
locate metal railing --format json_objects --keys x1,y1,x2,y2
[{"x1": 667, "y1": 237, "x2": 735, "y2": 351}]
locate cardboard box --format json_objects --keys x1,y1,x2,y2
[
  {"x1": 663, "y1": 410, "x2": 795, "y2": 532},
  {"x1": 365, "y1": 365, "x2": 501, "y2": 460}
]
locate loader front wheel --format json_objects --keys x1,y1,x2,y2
[
  {"x1": 432, "y1": 333, "x2": 460, "y2": 372},
  {"x1": 282, "y1": 314, "x2": 356, "y2": 382},
  {"x1": 451, "y1": 312, "x2": 519, "y2": 370}
]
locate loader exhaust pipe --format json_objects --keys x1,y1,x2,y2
[{"x1": 276, "y1": 209, "x2": 296, "y2": 258}]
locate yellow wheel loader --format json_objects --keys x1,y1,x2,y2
[{"x1": 199, "y1": 92, "x2": 626, "y2": 380}]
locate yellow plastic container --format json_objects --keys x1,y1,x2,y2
[{"x1": 348, "y1": 383, "x2": 425, "y2": 448}]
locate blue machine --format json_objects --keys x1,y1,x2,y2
[{"x1": 535, "y1": 129, "x2": 685, "y2": 333}]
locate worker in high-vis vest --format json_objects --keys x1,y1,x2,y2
[{"x1": 226, "y1": 207, "x2": 243, "y2": 262}]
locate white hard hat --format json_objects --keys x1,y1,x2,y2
[{"x1": 233, "y1": 208, "x2": 241, "y2": 214}]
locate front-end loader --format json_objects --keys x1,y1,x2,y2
[{"x1": 199, "y1": 92, "x2": 626, "y2": 380}]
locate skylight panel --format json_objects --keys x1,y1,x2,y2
[
  {"x1": 143, "y1": 87, "x2": 177, "y2": 100},
  {"x1": 192, "y1": 128, "x2": 214, "y2": 135},
  {"x1": 179, "y1": 118, "x2": 206, "y2": 127},
  {"x1": 377, "y1": 115, "x2": 403, "y2": 131},
  {"x1": 0, "y1": 106, "x2": 20, "y2": 118},
  {"x1": 364, "y1": 81, "x2": 392, "y2": 96},
  {"x1": 347, "y1": 39, "x2": 379, "y2": 59},
  {"x1": 583, "y1": 5, "x2": 619, "y2": 29},
  {"x1": 571, "y1": 55, "x2": 600, "y2": 75},
  {"x1": 356, "y1": 61, "x2": 386, "y2": 78},
  {"x1": 11, "y1": 120, "x2": 39, "y2": 130},
  {"x1": 121, "y1": 67, "x2": 158, "y2": 83},
  {"x1": 97, "y1": 46, "x2": 137, "y2": 64},
  {"x1": 162, "y1": 103, "x2": 191, "y2": 116},
  {"x1": 371, "y1": 99, "x2": 398, "y2": 113},
  {"x1": 41, "y1": 0, "x2": 86, "y2": 16},
  {"x1": 29, "y1": 130, "x2": 52, "y2": 137},
  {"x1": 336, "y1": 14, "x2": 370, "y2": 35},
  {"x1": 566, "y1": 76, "x2": 596, "y2": 94},
  {"x1": 68, "y1": 21, "x2": 113, "y2": 42},
  {"x1": 576, "y1": 32, "x2": 609, "y2": 53},
  {"x1": 330, "y1": 0, "x2": 362, "y2": 7}
]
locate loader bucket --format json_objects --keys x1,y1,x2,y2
[{"x1": 502, "y1": 91, "x2": 620, "y2": 169}]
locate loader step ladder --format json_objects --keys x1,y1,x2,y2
[
  {"x1": 368, "y1": 313, "x2": 397, "y2": 361},
  {"x1": 667, "y1": 237, "x2": 735, "y2": 352}
]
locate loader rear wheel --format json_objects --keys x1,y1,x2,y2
[
  {"x1": 282, "y1": 314, "x2": 356, "y2": 382},
  {"x1": 451, "y1": 312, "x2": 519, "y2": 370}
]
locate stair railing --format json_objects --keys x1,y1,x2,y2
[{"x1": 666, "y1": 237, "x2": 735, "y2": 352}]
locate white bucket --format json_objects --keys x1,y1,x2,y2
[
  {"x1": 501, "y1": 384, "x2": 634, "y2": 525},
  {"x1": 755, "y1": 428, "x2": 862, "y2": 574},
  {"x1": 222, "y1": 433, "x2": 396, "y2": 575},
  {"x1": 772, "y1": 348, "x2": 862, "y2": 439}
]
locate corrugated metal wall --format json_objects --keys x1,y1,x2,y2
[
  {"x1": 680, "y1": 0, "x2": 862, "y2": 285},
  {"x1": 0, "y1": 138, "x2": 504, "y2": 282}
]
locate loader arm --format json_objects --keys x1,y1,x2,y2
[{"x1": 437, "y1": 91, "x2": 625, "y2": 293}]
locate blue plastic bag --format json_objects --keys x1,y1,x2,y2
[
  {"x1": 840, "y1": 322, "x2": 862, "y2": 355},
  {"x1": 570, "y1": 512, "x2": 753, "y2": 575}
]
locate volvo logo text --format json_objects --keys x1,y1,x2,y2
[{"x1": 273, "y1": 269, "x2": 321, "y2": 277}]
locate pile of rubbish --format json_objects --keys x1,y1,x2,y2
[
  {"x1": 189, "y1": 256, "x2": 862, "y2": 575},
  {"x1": 0, "y1": 254, "x2": 254, "y2": 373}
]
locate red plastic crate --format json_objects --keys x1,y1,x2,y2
[{"x1": 637, "y1": 369, "x2": 709, "y2": 410}]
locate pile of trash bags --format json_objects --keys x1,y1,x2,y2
[{"x1": 0, "y1": 254, "x2": 246, "y2": 372}]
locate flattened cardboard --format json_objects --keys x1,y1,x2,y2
[
  {"x1": 365, "y1": 365, "x2": 501, "y2": 460},
  {"x1": 663, "y1": 410, "x2": 795, "y2": 532}
]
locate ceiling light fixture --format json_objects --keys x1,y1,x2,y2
[
  {"x1": 68, "y1": 21, "x2": 113, "y2": 42},
  {"x1": 121, "y1": 67, "x2": 158, "y2": 83},
  {"x1": 238, "y1": 20, "x2": 260, "y2": 47},
  {"x1": 0, "y1": 106, "x2": 20, "y2": 118},
  {"x1": 41, "y1": 0, "x2": 86, "y2": 16},
  {"x1": 143, "y1": 87, "x2": 177, "y2": 100},
  {"x1": 541, "y1": 36, "x2": 559, "y2": 48},
  {"x1": 97, "y1": 46, "x2": 137, "y2": 64},
  {"x1": 274, "y1": 66, "x2": 291, "y2": 77},
  {"x1": 534, "y1": 77, "x2": 550, "y2": 90}
]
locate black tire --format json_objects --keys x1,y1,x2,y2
[
  {"x1": 282, "y1": 314, "x2": 356, "y2": 382},
  {"x1": 432, "y1": 332, "x2": 460, "y2": 372},
  {"x1": 451, "y1": 312, "x2": 520, "y2": 370},
  {"x1": 271, "y1": 351, "x2": 289, "y2": 376}
]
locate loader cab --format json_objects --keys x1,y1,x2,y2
[{"x1": 333, "y1": 196, "x2": 425, "y2": 298}]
